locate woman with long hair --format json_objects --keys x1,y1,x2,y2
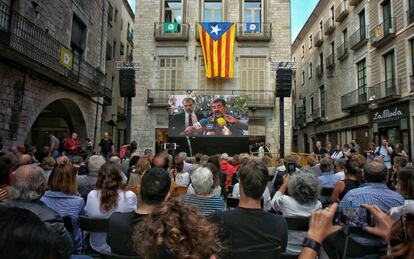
[
  {"x1": 389, "y1": 166, "x2": 414, "y2": 221},
  {"x1": 84, "y1": 162, "x2": 137, "y2": 252},
  {"x1": 128, "y1": 157, "x2": 151, "y2": 189},
  {"x1": 330, "y1": 159, "x2": 362, "y2": 203},
  {"x1": 41, "y1": 164, "x2": 85, "y2": 253},
  {"x1": 132, "y1": 198, "x2": 222, "y2": 259}
]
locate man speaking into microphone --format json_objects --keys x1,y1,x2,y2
[
  {"x1": 169, "y1": 97, "x2": 204, "y2": 136},
  {"x1": 205, "y1": 98, "x2": 248, "y2": 136}
]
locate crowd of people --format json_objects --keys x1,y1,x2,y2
[{"x1": 0, "y1": 136, "x2": 413, "y2": 259}]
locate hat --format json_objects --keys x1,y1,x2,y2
[{"x1": 221, "y1": 153, "x2": 229, "y2": 160}]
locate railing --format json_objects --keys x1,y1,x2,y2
[
  {"x1": 349, "y1": 0, "x2": 362, "y2": 6},
  {"x1": 295, "y1": 106, "x2": 305, "y2": 126},
  {"x1": 371, "y1": 78, "x2": 400, "y2": 100},
  {"x1": 410, "y1": 75, "x2": 414, "y2": 93},
  {"x1": 147, "y1": 89, "x2": 275, "y2": 107},
  {"x1": 408, "y1": 7, "x2": 414, "y2": 25},
  {"x1": 341, "y1": 86, "x2": 374, "y2": 112},
  {"x1": 370, "y1": 17, "x2": 396, "y2": 47},
  {"x1": 316, "y1": 65, "x2": 323, "y2": 78},
  {"x1": 324, "y1": 18, "x2": 335, "y2": 35},
  {"x1": 326, "y1": 54, "x2": 335, "y2": 69},
  {"x1": 314, "y1": 30, "x2": 323, "y2": 47},
  {"x1": 236, "y1": 22, "x2": 272, "y2": 41},
  {"x1": 349, "y1": 26, "x2": 368, "y2": 50},
  {"x1": 336, "y1": 1, "x2": 349, "y2": 23},
  {"x1": 0, "y1": 4, "x2": 105, "y2": 96},
  {"x1": 154, "y1": 22, "x2": 189, "y2": 41},
  {"x1": 337, "y1": 41, "x2": 348, "y2": 60},
  {"x1": 127, "y1": 30, "x2": 133, "y2": 46}
]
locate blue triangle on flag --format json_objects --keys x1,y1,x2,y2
[{"x1": 199, "y1": 22, "x2": 233, "y2": 41}]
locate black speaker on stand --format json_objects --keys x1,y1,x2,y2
[{"x1": 276, "y1": 68, "x2": 293, "y2": 158}]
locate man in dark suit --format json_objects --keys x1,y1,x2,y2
[{"x1": 169, "y1": 97, "x2": 203, "y2": 136}]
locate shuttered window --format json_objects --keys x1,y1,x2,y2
[
  {"x1": 159, "y1": 57, "x2": 184, "y2": 93},
  {"x1": 240, "y1": 57, "x2": 266, "y2": 105}
]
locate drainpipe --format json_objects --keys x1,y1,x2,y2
[{"x1": 93, "y1": 0, "x2": 106, "y2": 149}]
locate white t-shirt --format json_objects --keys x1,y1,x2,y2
[
  {"x1": 175, "y1": 172, "x2": 190, "y2": 187},
  {"x1": 84, "y1": 189, "x2": 137, "y2": 252},
  {"x1": 232, "y1": 183, "x2": 272, "y2": 211},
  {"x1": 335, "y1": 171, "x2": 345, "y2": 180}
]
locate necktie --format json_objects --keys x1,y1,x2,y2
[{"x1": 189, "y1": 114, "x2": 193, "y2": 126}]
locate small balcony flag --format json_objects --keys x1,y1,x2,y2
[
  {"x1": 198, "y1": 22, "x2": 235, "y2": 78},
  {"x1": 164, "y1": 22, "x2": 179, "y2": 33},
  {"x1": 60, "y1": 46, "x2": 73, "y2": 70},
  {"x1": 246, "y1": 22, "x2": 260, "y2": 33}
]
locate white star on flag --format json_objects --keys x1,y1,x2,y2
[{"x1": 210, "y1": 24, "x2": 221, "y2": 35}]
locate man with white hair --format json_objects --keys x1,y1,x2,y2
[
  {"x1": 178, "y1": 151, "x2": 193, "y2": 175},
  {"x1": 182, "y1": 167, "x2": 225, "y2": 216},
  {"x1": 2, "y1": 165, "x2": 73, "y2": 258},
  {"x1": 77, "y1": 155, "x2": 106, "y2": 198}
]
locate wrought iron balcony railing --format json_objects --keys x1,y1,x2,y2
[
  {"x1": 314, "y1": 30, "x2": 323, "y2": 47},
  {"x1": 349, "y1": 26, "x2": 368, "y2": 50},
  {"x1": 370, "y1": 17, "x2": 396, "y2": 47},
  {"x1": 341, "y1": 86, "x2": 374, "y2": 112},
  {"x1": 336, "y1": 1, "x2": 349, "y2": 23},
  {"x1": 154, "y1": 22, "x2": 189, "y2": 41},
  {"x1": 324, "y1": 18, "x2": 335, "y2": 35},
  {"x1": 349, "y1": 0, "x2": 362, "y2": 6},
  {"x1": 147, "y1": 89, "x2": 275, "y2": 108},
  {"x1": 326, "y1": 54, "x2": 335, "y2": 70},
  {"x1": 337, "y1": 41, "x2": 349, "y2": 61},
  {"x1": 370, "y1": 78, "x2": 400, "y2": 100},
  {"x1": 316, "y1": 64, "x2": 323, "y2": 78},
  {"x1": 0, "y1": 3, "x2": 105, "y2": 97},
  {"x1": 236, "y1": 22, "x2": 272, "y2": 41}
]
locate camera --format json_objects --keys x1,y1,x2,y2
[{"x1": 163, "y1": 143, "x2": 177, "y2": 150}]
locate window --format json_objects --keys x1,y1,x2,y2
[
  {"x1": 113, "y1": 41, "x2": 117, "y2": 58},
  {"x1": 383, "y1": 50, "x2": 395, "y2": 84},
  {"x1": 330, "y1": 42, "x2": 335, "y2": 58},
  {"x1": 303, "y1": 97, "x2": 307, "y2": 118},
  {"x1": 358, "y1": 9, "x2": 366, "y2": 38},
  {"x1": 106, "y1": 42, "x2": 112, "y2": 61},
  {"x1": 320, "y1": 86, "x2": 325, "y2": 118},
  {"x1": 342, "y1": 28, "x2": 348, "y2": 44},
  {"x1": 115, "y1": 8, "x2": 118, "y2": 23},
  {"x1": 319, "y1": 20, "x2": 323, "y2": 32},
  {"x1": 330, "y1": 5, "x2": 335, "y2": 21},
  {"x1": 309, "y1": 34, "x2": 313, "y2": 49},
  {"x1": 243, "y1": 0, "x2": 261, "y2": 23},
  {"x1": 309, "y1": 62, "x2": 313, "y2": 78},
  {"x1": 71, "y1": 15, "x2": 87, "y2": 52},
  {"x1": 240, "y1": 58, "x2": 266, "y2": 101},
  {"x1": 203, "y1": 0, "x2": 223, "y2": 22},
  {"x1": 319, "y1": 52, "x2": 324, "y2": 72},
  {"x1": 121, "y1": 19, "x2": 123, "y2": 30},
  {"x1": 120, "y1": 42, "x2": 125, "y2": 55},
  {"x1": 357, "y1": 59, "x2": 366, "y2": 97},
  {"x1": 411, "y1": 39, "x2": 414, "y2": 73},
  {"x1": 108, "y1": 3, "x2": 113, "y2": 25},
  {"x1": 164, "y1": 0, "x2": 183, "y2": 23},
  {"x1": 301, "y1": 44, "x2": 305, "y2": 58},
  {"x1": 301, "y1": 70, "x2": 305, "y2": 85},
  {"x1": 159, "y1": 57, "x2": 184, "y2": 91},
  {"x1": 382, "y1": 0, "x2": 393, "y2": 31},
  {"x1": 310, "y1": 95, "x2": 314, "y2": 114}
]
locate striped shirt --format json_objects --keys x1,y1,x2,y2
[
  {"x1": 0, "y1": 186, "x2": 9, "y2": 201},
  {"x1": 182, "y1": 194, "x2": 225, "y2": 216}
]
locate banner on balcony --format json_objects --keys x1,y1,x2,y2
[
  {"x1": 197, "y1": 22, "x2": 235, "y2": 78},
  {"x1": 164, "y1": 22, "x2": 179, "y2": 33},
  {"x1": 60, "y1": 46, "x2": 73, "y2": 70},
  {"x1": 246, "y1": 22, "x2": 260, "y2": 33}
]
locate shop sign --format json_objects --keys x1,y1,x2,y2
[{"x1": 372, "y1": 104, "x2": 408, "y2": 122}]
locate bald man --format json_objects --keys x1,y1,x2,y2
[
  {"x1": 2, "y1": 165, "x2": 73, "y2": 258},
  {"x1": 18, "y1": 154, "x2": 32, "y2": 166}
]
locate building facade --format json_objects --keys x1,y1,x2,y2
[
  {"x1": 0, "y1": 0, "x2": 109, "y2": 150},
  {"x1": 133, "y1": 0, "x2": 291, "y2": 155},
  {"x1": 292, "y1": 0, "x2": 414, "y2": 161},
  {"x1": 101, "y1": 0, "x2": 134, "y2": 151}
]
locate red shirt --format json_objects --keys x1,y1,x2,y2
[
  {"x1": 64, "y1": 138, "x2": 81, "y2": 155},
  {"x1": 220, "y1": 161, "x2": 236, "y2": 190}
]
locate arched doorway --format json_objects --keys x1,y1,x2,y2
[{"x1": 26, "y1": 99, "x2": 87, "y2": 148}]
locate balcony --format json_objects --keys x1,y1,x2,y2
[
  {"x1": 0, "y1": 4, "x2": 105, "y2": 97},
  {"x1": 326, "y1": 54, "x2": 335, "y2": 70},
  {"x1": 236, "y1": 22, "x2": 272, "y2": 41},
  {"x1": 370, "y1": 18, "x2": 396, "y2": 47},
  {"x1": 341, "y1": 87, "x2": 373, "y2": 113},
  {"x1": 316, "y1": 65, "x2": 323, "y2": 78},
  {"x1": 370, "y1": 78, "x2": 400, "y2": 102},
  {"x1": 349, "y1": 27, "x2": 368, "y2": 50},
  {"x1": 127, "y1": 30, "x2": 133, "y2": 46},
  {"x1": 337, "y1": 41, "x2": 349, "y2": 61},
  {"x1": 154, "y1": 22, "x2": 189, "y2": 41},
  {"x1": 324, "y1": 18, "x2": 335, "y2": 35},
  {"x1": 314, "y1": 31, "x2": 323, "y2": 47},
  {"x1": 147, "y1": 89, "x2": 275, "y2": 108},
  {"x1": 408, "y1": 7, "x2": 414, "y2": 25},
  {"x1": 349, "y1": 0, "x2": 362, "y2": 6},
  {"x1": 336, "y1": 1, "x2": 349, "y2": 23}
]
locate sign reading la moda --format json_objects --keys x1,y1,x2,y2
[{"x1": 373, "y1": 107, "x2": 403, "y2": 121}]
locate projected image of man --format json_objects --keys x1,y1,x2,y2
[{"x1": 169, "y1": 97, "x2": 204, "y2": 136}]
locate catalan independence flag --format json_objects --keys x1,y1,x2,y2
[{"x1": 198, "y1": 22, "x2": 235, "y2": 78}]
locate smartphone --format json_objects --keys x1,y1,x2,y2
[
  {"x1": 287, "y1": 163, "x2": 296, "y2": 174},
  {"x1": 163, "y1": 143, "x2": 177, "y2": 150},
  {"x1": 334, "y1": 206, "x2": 373, "y2": 228}
]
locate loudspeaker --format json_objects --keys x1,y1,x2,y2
[
  {"x1": 119, "y1": 69, "x2": 136, "y2": 97},
  {"x1": 276, "y1": 68, "x2": 292, "y2": 97}
]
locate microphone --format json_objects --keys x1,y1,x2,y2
[
  {"x1": 216, "y1": 117, "x2": 227, "y2": 127},
  {"x1": 180, "y1": 118, "x2": 208, "y2": 135}
]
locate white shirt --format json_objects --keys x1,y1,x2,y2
[
  {"x1": 331, "y1": 151, "x2": 344, "y2": 160},
  {"x1": 271, "y1": 191, "x2": 322, "y2": 255},
  {"x1": 184, "y1": 112, "x2": 198, "y2": 128},
  {"x1": 389, "y1": 200, "x2": 414, "y2": 221},
  {"x1": 335, "y1": 171, "x2": 345, "y2": 180},
  {"x1": 175, "y1": 172, "x2": 190, "y2": 187},
  {"x1": 84, "y1": 189, "x2": 137, "y2": 252},
  {"x1": 231, "y1": 183, "x2": 272, "y2": 212},
  {"x1": 258, "y1": 146, "x2": 265, "y2": 158}
]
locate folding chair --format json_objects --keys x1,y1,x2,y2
[
  {"x1": 280, "y1": 217, "x2": 310, "y2": 259},
  {"x1": 78, "y1": 216, "x2": 109, "y2": 255},
  {"x1": 341, "y1": 227, "x2": 387, "y2": 259}
]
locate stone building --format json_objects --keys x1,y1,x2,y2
[
  {"x1": 0, "y1": 0, "x2": 109, "y2": 150},
  {"x1": 132, "y1": 0, "x2": 291, "y2": 155},
  {"x1": 101, "y1": 0, "x2": 134, "y2": 151},
  {"x1": 292, "y1": 0, "x2": 414, "y2": 161}
]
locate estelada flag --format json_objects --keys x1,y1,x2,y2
[{"x1": 198, "y1": 22, "x2": 235, "y2": 78}]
